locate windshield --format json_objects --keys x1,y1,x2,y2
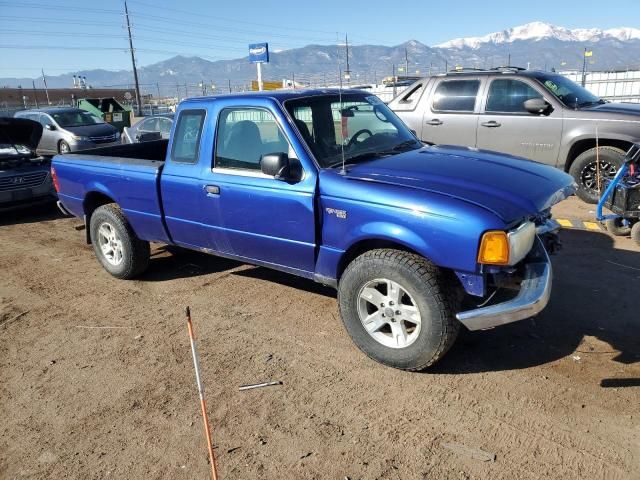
[
  {"x1": 537, "y1": 74, "x2": 603, "y2": 108},
  {"x1": 284, "y1": 93, "x2": 421, "y2": 168},
  {"x1": 50, "y1": 110, "x2": 105, "y2": 127}
]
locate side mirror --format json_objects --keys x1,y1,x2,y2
[
  {"x1": 261, "y1": 152, "x2": 291, "y2": 179},
  {"x1": 45, "y1": 124, "x2": 56, "y2": 131},
  {"x1": 524, "y1": 98, "x2": 552, "y2": 115}
]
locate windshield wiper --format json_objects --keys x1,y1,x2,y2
[
  {"x1": 577, "y1": 99, "x2": 605, "y2": 108},
  {"x1": 389, "y1": 139, "x2": 422, "y2": 152},
  {"x1": 329, "y1": 151, "x2": 389, "y2": 168}
]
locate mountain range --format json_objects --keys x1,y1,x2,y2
[{"x1": 2, "y1": 22, "x2": 640, "y2": 94}]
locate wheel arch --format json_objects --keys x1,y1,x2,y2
[
  {"x1": 564, "y1": 137, "x2": 632, "y2": 172},
  {"x1": 337, "y1": 237, "x2": 429, "y2": 282},
  {"x1": 83, "y1": 191, "x2": 117, "y2": 244}
]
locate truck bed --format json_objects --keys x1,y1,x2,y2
[
  {"x1": 52, "y1": 139, "x2": 171, "y2": 243},
  {"x1": 68, "y1": 139, "x2": 169, "y2": 163}
]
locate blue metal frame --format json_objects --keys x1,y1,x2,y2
[{"x1": 596, "y1": 162, "x2": 628, "y2": 222}]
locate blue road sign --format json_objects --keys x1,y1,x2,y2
[{"x1": 249, "y1": 43, "x2": 269, "y2": 63}]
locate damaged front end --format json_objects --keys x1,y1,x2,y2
[{"x1": 453, "y1": 208, "x2": 566, "y2": 331}]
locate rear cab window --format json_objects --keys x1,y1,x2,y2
[
  {"x1": 431, "y1": 79, "x2": 480, "y2": 112},
  {"x1": 170, "y1": 109, "x2": 206, "y2": 163}
]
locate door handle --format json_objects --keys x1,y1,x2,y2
[
  {"x1": 425, "y1": 119, "x2": 443, "y2": 126},
  {"x1": 481, "y1": 121, "x2": 501, "y2": 128},
  {"x1": 204, "y1": 185, "x2": 220, "y2": 195}
]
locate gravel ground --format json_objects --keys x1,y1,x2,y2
[{"x1": 1, "y1": 197, "x2": 639, "y2": 479}]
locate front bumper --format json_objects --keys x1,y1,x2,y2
[{"x1": 456, "y1": 237, "x2": 552, "y2": 331}]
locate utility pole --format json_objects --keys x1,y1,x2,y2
[
  {"x1": 392, "y1": 64, "x2": 397, "y2": 97},
  {"x1": 32, "y1": 80, "x2": 39, "y2": 108},
  {"x1": 581, "y1": 47, "x2": 589, "y2": 87},
  {"x1": 344, "y1": 34, "x2": 351, "y2": 85},
  {"x1": 228, "y1": 79, "x2": 231, "y2": 93},
  {"x1": 156, "y1": 82, "x2": 160, "y2": 99},
  {"x1": 41, "y1": 69, "x2": 50, "y2": 105},
  {"x1": 507, "y1": 53, "x2": 511, "y2": 66},
  {"x1": 124, "y1": 0, "x2": 142, "y2": 116},
  {"x1": 404, "y1": 47, "x2": 409, "y2": 80}
]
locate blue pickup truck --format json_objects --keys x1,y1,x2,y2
[{"x1": 53, "y1": 89, "x2": 575, "y2": 370}]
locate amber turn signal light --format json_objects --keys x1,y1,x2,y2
[{"x1": 477, "y1": 231, "x2": 510, "y2": 265}]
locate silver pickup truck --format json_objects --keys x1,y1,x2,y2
[{"x1": 388, "y1": 67, "x2": 640, "y2": 203}]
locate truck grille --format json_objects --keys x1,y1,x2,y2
[
  {"x1": 89, "y1": 133, "x2": 118, "y2": 143},
  {"x1": 0, "y1": 171, "x2": 49, "y2": 191}
]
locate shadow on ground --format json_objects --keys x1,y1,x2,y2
[
  {"x1": 142, "y1": 246, "x2": 335, "y2": 297},
  {"x1": 0, "y1": 202, "x2": 61, "y2": 226}
]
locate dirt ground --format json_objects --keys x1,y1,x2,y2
[{"x1": 1, "y1": 197, "x2": 638, "y2": 480}]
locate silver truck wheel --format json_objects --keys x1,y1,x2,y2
[
  {"x1": 338, "y1": 249, "x2": 460, "y2": 371},
  {"x1": 97, "y1": 222, "x2": 124, "y2": 266},
  {"x1": 357, "y1": 278, "x2": 422, "y2": 349},
  {"x1": 89, "y1": 204, "x2": 150, "y2": 279}
]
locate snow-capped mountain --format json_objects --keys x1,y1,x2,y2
[
  {"x1": 436, "y1": 21, "x2": 640, "y2": 49},
  {"x1": 2, "y1": 22, "x2": 640, "y2": 90}
]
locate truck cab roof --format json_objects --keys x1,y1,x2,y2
[{"x1": 179, "y1": 88, "x2": 371, "y2": 106}]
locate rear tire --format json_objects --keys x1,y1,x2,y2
[
  {"x1": 89, "y1": 204, "x2": 150, "y2": 279},
  {"x1": 569, "y1": 146, "x2": 625, "y2": 204},
  {"x1": 605, "y1": 217, "x2": 632, "y2": 237},
  {"x1": 631, "y1": 222, "x2": 640, "y2": 246},
  {"x1": 338, "y1": 249, "x2": 460, "y2": 371}
]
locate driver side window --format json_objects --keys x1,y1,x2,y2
[
  {"x1": 330, "y1": 101, "x2": 399, "y2": 145},
  {"x1": 215, "y1": 108, "x2": 289, "y2": 171}
]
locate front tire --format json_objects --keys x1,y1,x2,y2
[
  {"x1": 89, "y1": 204, "x2": 150, "y2": 279},
  {"x1": 569, "y1": 146, "x2": 625, "y2": 204},
  {"x1": 338, "y1": 249, "x2": 459, "y2": 371}
]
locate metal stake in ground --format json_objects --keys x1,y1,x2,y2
[{"x1": 185, "y1": 306, "x2": 219, "y2": 480}]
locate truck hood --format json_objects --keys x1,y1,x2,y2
[
  {"x1": 581, "y1": 102, "x2": 640, "y2": 117},
  {"x1": 63, "y1": 123, "x2": 118, "y2": 137},
  {"x1": 0, "y1": 117, "x2": 43, "y2": 150},
  {"x1": 337, "y1": 145, "x2": 576, "y2": 223}
]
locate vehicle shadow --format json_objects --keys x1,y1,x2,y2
[
  {"x1": 142, "y1": 246, "x2": 335, "y2": 298},
  {"x1": 0, "y1": 202, "x2": 61, "y2": 226},
  {"x1": 431, "y1": 229, "x2": 640, "y2": 375},
  {"x1": 141, "y1": 246, "x2": 243, "y2": 281}
]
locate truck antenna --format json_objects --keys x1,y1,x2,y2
[{"x1": 338, "y1": 65, "x2": 347, "y2": 175}]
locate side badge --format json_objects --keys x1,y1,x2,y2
[{"x1": 326, "y1": 207, "x2": 347, "y2": 220}]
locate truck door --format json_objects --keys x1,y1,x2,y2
[
  {"x1": 160, "y1": 107, "x2": 213, "y2": 248},
  {"x1": 421, "y1": 78, "x2": 481, "y2": 147},
  {"x1": 199, "y1": 103, "x2": 317, "y2": 275},
  {"x1": 476, "y1": 77, "x2": 563, "y2": 166}
]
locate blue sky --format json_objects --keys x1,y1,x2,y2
[{"x1": 1, "y1": 0, "x2": 638, "y2": 78}]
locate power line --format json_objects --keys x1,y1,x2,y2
[
  {"x1": 126, "y1": 0, "x2": 339, "y2": 35},
  {"x1": 0, "y1": 0, "x2": 121, "y2": 14}
]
